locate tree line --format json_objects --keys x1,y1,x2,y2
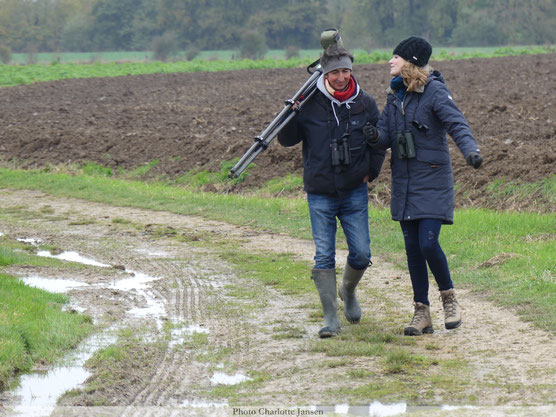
[{"x1": 0, "y1": 0, "x2": 554, "y2": 54}]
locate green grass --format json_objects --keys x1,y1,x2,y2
[
  {"x1": 0, "y1": 166, "x2": 554, "y2": 335},
  {"x1": 443, "y1": 208, "x2": 555, "y2": 328},
  {"x1": 487, "y1": 176, "x2": 556, "y2": 208},
  {"x1": 0, "y1": 270, "x2": 93, "y2": 390},
  {"x1": 9, "y1": 45, "x2": 554, "y2": 64},
  {"x1": 2, "y1": 45, "x2": 554, "y2": 87},
  {"x1": 174, "y1": 159, "x2": 248, "y2": 188},
  {"x1": 310, "y1": 317, "x2": 474, "y2": 402},
  {"x1": 0, "y1": 235, "x2": 96, "y2": 390},
  {"x1": 219, "y1": 250, "x2": 314, "y2": 296}
]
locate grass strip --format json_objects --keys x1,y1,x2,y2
[
  {"x1": 0, "y1": 235, "x2": 95, "y2": 390},
  {"x1": 0, "y1": 270, "x2": 93, "y2": 391},
  {"x1": 0, "y1": 167, "x2": 554, "y2": 334},
  {"x1": 1, "y1": 46, "x2": 554, "y2": 87}
]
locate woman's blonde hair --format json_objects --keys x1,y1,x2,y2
[{"x1": 400, "y1": 62, "x2": 432, "y2": 92}]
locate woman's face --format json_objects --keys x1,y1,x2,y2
[
  {"x1": 324, "y1": 68, "x2": 352, "y2": 91},
  {"x1": 389, "y1": 55, "x2": 407, "y2": 76}
]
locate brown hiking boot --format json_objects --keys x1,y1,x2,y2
[
  {"x1": 440, "y1": 289, "x2": 462, "y2": 329},
  {"x1": 404, "y1": 302, "x2": 433, "y2": 336}
]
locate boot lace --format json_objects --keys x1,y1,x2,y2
[
  {"x1": 410, "y1": 304, "x2": 428, "y2": 327},
  {"x1": 442, "y1": 293, "x2": 458, "y2": 318}
]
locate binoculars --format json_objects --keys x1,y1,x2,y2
[
  {"x1": 396, "y1": 131, "x2": 416, "y2": 159},
  {"x1": 331, "y1": 133, "x2": 351, "y2": 166}
]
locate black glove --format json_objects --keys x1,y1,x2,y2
[
  {"x1": 363, "y1": 122, "x2": 380, "y2": 146},
  {"x1": 466, "y1": 151, "x2": 483, "y2": 169}
]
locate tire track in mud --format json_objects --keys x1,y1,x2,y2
[
  {"x1": 119, "y1": 265, "x2": 210, "y2": 414},
  {"x1": 121, "y1": 257, "x2": 247, "y2": 413}
]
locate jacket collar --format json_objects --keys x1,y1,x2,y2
[{"x1": 386, "y1": 82, "x2": 425, "y2": 96}]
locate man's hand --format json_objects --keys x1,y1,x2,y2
[
  {"x1": 466, "y1": 151, "x2": 483, "y2": 169},
  {"x1": 363, "y1": 122, "x2": 379, "y2": 146}
]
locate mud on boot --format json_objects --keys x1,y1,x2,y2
[
  {"x1": 404, "y1": 302, "x2": 433, "y2": 336},
  {"x1": 338, "y1": 263, "x2": 366, "y2": 324},
  {"x1": 312, "y1": 268, "x2": 341, "y2": 338},
  {"x1": 440, "y1": 288, "x2": 462, "y2": 329}
]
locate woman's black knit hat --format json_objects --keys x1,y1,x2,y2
[{"x1": 393, "y1": 36, "x2": 432, "y2": 67}]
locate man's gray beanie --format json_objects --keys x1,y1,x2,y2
[{"x1": 320, "y1": 46, "x2": 353, "y2": 74}]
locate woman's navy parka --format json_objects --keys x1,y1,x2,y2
[
  {"x1": 375, "y1": 71, "x2": 480, "y2": 224},
  {"x1": 277, "y1": 75, "x2": 385, "y2": 197}
]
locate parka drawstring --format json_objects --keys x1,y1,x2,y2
[{"x1": 330, "y1": 101, "x2": 353, "y2": 126}]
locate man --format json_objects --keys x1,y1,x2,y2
[{"x1": 278, "y1": 45, "x2": 385, "y2": 338}]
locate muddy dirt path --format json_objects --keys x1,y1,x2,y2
[{"x1": 0, "y1": 189, "x2": 554, "y2": 417}]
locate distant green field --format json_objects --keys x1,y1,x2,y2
[
  {"x1": 1, "y1": 45, "x2": 554, "y2": 87},
  {"x1": 8, "y1": 45, "x2": 554, "y2": 64}
]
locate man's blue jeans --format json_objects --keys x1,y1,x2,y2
[{"x1": 307, "y1": 183, "x2": 371, "y2": 270}]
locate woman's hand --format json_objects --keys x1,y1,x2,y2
[
  {"x1": 363, "y1": 123, "x2": 380, "y2": 146},
  {"x1": 466, "y1": 152, "x2": 483, "y2": 169}
]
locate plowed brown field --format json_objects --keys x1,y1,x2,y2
[{"x1": 1, "y1": 54, "x2": 554, "y2": 210}]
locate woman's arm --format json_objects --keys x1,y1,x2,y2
[{"x1": 431, "y1": 82, "x2": 480, "y2": 158}]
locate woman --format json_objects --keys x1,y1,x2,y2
[{"x1": 364, "y1": 36, "x2": 482, "y2": 336}]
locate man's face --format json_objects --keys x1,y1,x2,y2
[{"x1": 325, "y1": 68, "x2": 351, "y2": 91}]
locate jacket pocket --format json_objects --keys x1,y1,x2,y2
[{"x1": 415, "y1": 149, "x2": 450, "y2": 165}]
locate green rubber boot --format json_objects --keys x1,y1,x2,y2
[
  {"x1": 312, "y1": 268, "x2": 341, "y2": 338},
  {"x1": 338, "y1": 263, "x2": 366, "y2": 324}
]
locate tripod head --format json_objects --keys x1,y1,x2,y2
[
  {"x1": 228, "y1": 28, "x2": 344, "y2": 178},
  {"x1": 320, "y1": 28, "x2": 343, "y2": 50}
]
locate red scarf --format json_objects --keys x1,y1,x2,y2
[{"x1": 326, "y1": 76, "x2": 356, "y2": 102}]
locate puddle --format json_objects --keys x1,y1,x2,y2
[
  {"x1": 111, "y1": 270, "x2": 165, "y2": 327},
  {"x1": 17, "y1": 238, "x2": 42, "y2": 245},
  {"x1": 11, "y1": 367, "x2": 91, "y2": 417},
  {"x1": 324, "y1": 401, "x2": 407, "y2": 416},
  {"x1": 7, "y1": 331, "x2": 117, "y2": 417},
  {"x1": 170, "y1": 324, "x2": 209, "y2": 347},
  {"x1": 20, "y1": 276, "x2": 89, "y2": 293},
  {"x1": 181, "y1": 399, "x2": 229, "y2": 408},
  {"x1": 37, "y1": 250, "x2": 111, "y2": 268},
  {"x1": 210, "y1": 371, "x2": 252, "y2": 386},
  {"x1": 34, "y1": 249, "x2": 165, "y2": 326},
  {"x1": 310, "y1": 402, "x2": 487, "y2": 416},
  {"x1": 109, "y1": 270, "x2": 158, "y2": 291}
]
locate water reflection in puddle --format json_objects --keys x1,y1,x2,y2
[
  {"x1": 12, "y1": 368, "x2": 90, "y2": 417},
  {"x1": 210, "y1": 371, "x2": 252, "y2": 386},
  {"x1": 20, "y1": 276, "x2": 88, "y2": 293},
  {"x1": 110, "y1": 270, "x2": 164, "y2": 327},
  {"x1": 9, "y1": 331, "x2": 117, "y2": 417},
  {"x1": 181, "y1": 399, "x2": 229, "y2": 408},
  {"x1": 17, "y1": 238, "x2": 43, "y2": 245},
  {"x1": 319, "y1": 401, "x2": 407, "y2": 416},
  {"x1": 37, "y1": 250, "x2": 111, "y2": 268},
  {"x1": 34, "y1": 250, "x2": 165, "y2": 326},
  {"x1": 170, "y1": 323, "x2": 209, "y2": 347}
]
